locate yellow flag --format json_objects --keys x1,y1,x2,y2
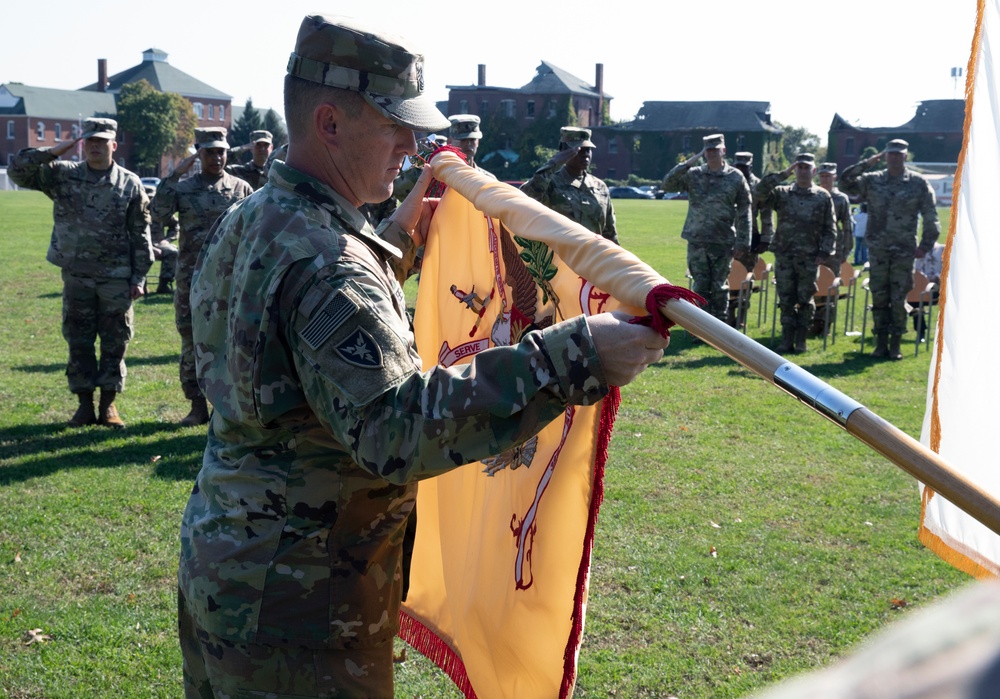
[
  {"x1": 919, "y1": 0, "x2": 1000, "y2": 579},
  {"x1": 399, "y1": 183, "x2": 621, "y2": 698}
]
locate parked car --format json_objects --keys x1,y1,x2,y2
[
  {"x1": 608, "y1": 186, "x2": 655, "y2": 200},
  {"x1": 662, "y1": 191, "x2": 688, "y2": 200},
  {"x1": 140, "y1": 177, "x2": 161, "y2": 196},
  {"x1": 637, "y1": 185, "x2": 663, "y2": 199}
]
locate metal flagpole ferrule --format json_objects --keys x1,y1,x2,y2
[{"x1": 772, "y1": 363, "x2": 864, "y2": 427}]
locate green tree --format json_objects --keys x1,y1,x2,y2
[
  {"x1": 165, "y1": 92, "x2": 196, "y2": 160},
  {"x1": 262, "y1": 109, "x2": 288, "y2": 148},
  {"x1": 229, "y1": 98, "x2": 264, "y2": 149},
  {"x1": 776, "y1": 122, "x2": 822, "y2": 165},
  {"x1": 115, "y1": 80, "x2": 179, "y2": 172}
]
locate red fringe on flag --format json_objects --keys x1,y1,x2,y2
[{"x1": 398, "y1": 611, "x2": 479, "y2": 699}]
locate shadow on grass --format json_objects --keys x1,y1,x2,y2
[
  {"x1": 12, "y1": 352, "x2": 179, "y2": 373},
  {"x1": 0, "y1": 420, "x2": 205, "y2": 484}
]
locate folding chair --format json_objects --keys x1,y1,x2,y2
[
  {"x1": 726, "y1": 260, "x2": 755, "y2": 333},
  {"x1": 906, "y1": 271, "x2": 938, "y2": 357},
  {"x1": 813, "y1": 265, "x2": 842, "y2": 350},
  {"x1": 839, "y1": 261, "x2": 861, "y2": 333},
  {"x1": 752, "y1": 257, "x2": 773, "y2": 328}
]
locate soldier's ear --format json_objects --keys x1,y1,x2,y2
[
  {"x1": 110, "y1": 140, "x2": 118, "y2": 153},
  {"x1": 314, "y1": 104, "x2": 339, "y2": 147}
]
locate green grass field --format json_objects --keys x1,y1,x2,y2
[{"x1": 0, "y1": 192, "x2": 966, "y2": 698}]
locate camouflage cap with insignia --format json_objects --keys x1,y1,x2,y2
[
  {"x1": 286, "y1": 14, "x2": 450, "y2": 132},
  {"x1": 818, "y1": 162, "x2": 837, "y2": 174},
  {"x1": 794, "y1": 153, "x2": 816, "y2": 165},
  {"x1": 250, "y1": 130, "x2": 273, "y2": 144},
  {"x1": 195, "y1": 127, "x2": 229, "y2": 150},
  {"x1": 81, "y1": 118, "x2": 117, "y2": 140},
  {"x1": 886, "y1": 139, "x2": 909, "y2": 153},
  {"x1": 733, "y1": 151, "x2": 753, "y2": 165},
  {"x1": 560, "y1": 126, "x2": 595, "y2": 148},
  {"x1": 449, "y1": 114, "x2": 482, "y2": 140},
  {"x1": 703, "y1": 133, "x2": 725, "y2": 150}
]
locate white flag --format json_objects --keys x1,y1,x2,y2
[{"x1": 919, "y1": 0, "x2": 1000, "y2": 578}]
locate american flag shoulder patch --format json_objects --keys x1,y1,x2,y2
[{"x1": 299, "y1": 290, "x2": 359, "y2": 350}]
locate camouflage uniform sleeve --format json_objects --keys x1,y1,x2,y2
[
  {"x1": 838, "y1": 160, "x2": 871, "y2": 197},
  {"x1": 820, "y1": 194, "x2": 837, "y2": 258},
  {"x1": 758, "y1": 195, "x2": 775, "y2": 244},
  {"x1": 753, "y1": 172, "x2": 787, "y2": 209},
  {"x1": 374, "y1": 219, "x2": 420, "y2": 285},
  {"x1": 127, "y1": 186, "x2": 154, "y2": 285},
  {"x1": 735, "y1": 176, "x2": 752, "y2": 249},
  {"x1": 8, "y1": 147, "x2": 59, "y2": 194},
  {"x1": 520, "y1": 161, "x2": 559, "y2": 202},
  {"x1": 661, "y1": 162, "x2": 691, "y2": 193},
  {"x1": 151, "y1": 172, "x2": 181, "y2": 226},
  {"x1": 918, "y1": 180, "x2": 941, "y2": 253},
  {"x1": 287, "y1": 268, "x2": 608, "y2": 485},
  {"x1": 603, "y1": 197, "x2": 619, "y2": 245}
]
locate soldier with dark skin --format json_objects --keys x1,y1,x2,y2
[
  {"x1": 839, "y1": 139, "x2": 939, "y2": 360},
  {"x1": 521, "y1": 126, "x2": 619, "y2": 244},
  {"x1": 226, "y1": 129, "x2": 273, "y2": 190},
  {"x1": 662, "y1": 134, "x2": 752, "y2": 326},
  {"x1": 755, "y1": 153, "x2": 837, "y2": 354},
  {"x1": 152, "y1": 127, "x2": 253, "y2": 426},
  {"x1": 177, "y1": 15, "x2": 670, "y2": 698},
  {"x1": 9, "y1": 118, "x2": 153, "y2": 428}
]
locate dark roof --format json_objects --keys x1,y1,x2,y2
[
  {"x1": 625, "y1": 101, "x2": 782, "y2": 133},
  {"x1": 0, "y1": 83, "x2": 116, "y2": 119},
  {"x1": 831, "y1": 100, "x2": 965, "y2": 134},
  {"x1": 446, "y1": 60, "x2": 612, "y2": 99},
  {"x1": 80, "y1": 53, "x2": 230, "y2": 100}
]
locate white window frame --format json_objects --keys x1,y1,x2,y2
[
  {"x1": 219, "y1": 105, "x2": 225, "y2": 122},
  {"x1": 36, "y1": 121, "x2": 45, "y2": 141},
  {"x1": 6, "y1": 120, "x2": 14, "y2": 139},
  {"x1": 55, "y1": 123, "x2": 63, "y2": 141},
  {"x1": 193, "y1": 102, "x2": 204, "y2": 119}
]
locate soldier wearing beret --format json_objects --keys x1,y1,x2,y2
[
  {"x1": 151, "y1": 127, "x2": 253, "y2": 426},
  {"x1": 755, "y1": 153, "x2": 837, "y2": 353},
  {"x1": 662, "y1": 134, "x2": 752, "y2": 327},
  {"x1": 732, "y1": 151, "x2": 774, "y2": 275},
  {"x1": 521, "y1": 126, "x2": 619, "y2": 244},
  {"x1": 176, "y1": 14, "x2": 669, "y2": 697},
  {"x1": 9, "y1": 117, "x2": 154, "y2": 428},
  {"x1": 839, "y1": 139, "x2": 939, "y2": 360},
  {"x1": 225, "y1": 129, "x2": 274, "y2": 191}
]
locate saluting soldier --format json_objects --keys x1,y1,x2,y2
[
  {"x1": 226, "y1": 129, "x2": 274, "y2": 190},
  {"x1": 9, "y1": 117, "x2": 153, "y2": 428},
  {"x1": 732, "y1": 150, "x2": 774, "y2": 275}
]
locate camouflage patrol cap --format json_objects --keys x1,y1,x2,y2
[
  {"x1": 733, "y1": 151, "x2": 753, "y2": 165},
  {"x1": 287, "y1": 14, "x2": 450, "y2": 132},
  {"x1": 195, "y1": 127, "x2": 229, "y2": 150},
  {"x1": 81, "y1": 118, "x2": 117, "y2": 140},
  {"x1": 250, "y1": 130, "x2": 273, "y2": 144},
  {"x1": 794, "y1": 153, "x2": 816, "y2": 165},
  {"x1": 886, "y1": 139, "x2": 909, "y2": 153},
  {"x1": 449, "y1": 114, "x2": 483, "y2": 140},
  {"x1": 560, "y1": 126, "x2": 595, "y2": 148},
  {"x1": 818, "y1": 162, "x2": 837, "y2": 174},
  {"x1": 703, "y1": 133, "x2": 725, "y2": 150}
]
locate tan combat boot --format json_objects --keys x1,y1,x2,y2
[
  {"x1": 794, "y1": 327, "x2": 808, "y2": 354},
  {"x1": 98, "y1": 390, "x2": 126, "y2": 429},
  {"x1": 871, "y1": 334, "x2": 889, "y2": 359},
  {"x1": 888, "y1": 335, "x2": 904, "y2": 361},
  {"x1": 68, "y1": 391, "x2": 97, "y2": 427},
  {"x1": 180, "y1": 397, "x2": 210, "y2": 427}
]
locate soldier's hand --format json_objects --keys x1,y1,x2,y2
[
  {"x1": 587, "y1": 311, "x2": 670, "y2": 388},
  {"x1": 173, "y1": 152, "x2": 199, "y2": 176},
  {"x1": 551, "y1": 146, "x2": 579, "y2": 167},
  {"x1": 390, "y1": 164, "x2": 437, "y2": 246},
  {"x1": 130, "y1": 283, "x2": 145, "y2": 300}
]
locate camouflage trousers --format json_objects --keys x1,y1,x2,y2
[
  {"x1": 174, "y1": 270, "x2": 203, "y2": 400},
  {"x1": 154, "y1": 239, "x2": 178, "y2": 281},
  {"x1": 178, "y1": 589, "x2": 395, "y2": 699},
  {"x1": 687, "y1": 242, "x2": 734, "y2": 321},
  {"x1": 61, "y1": 271, "x2": 133, "y2": 393},
  {"x1": 868, "y1": 250, "x2": 914, "y2": 336},
  {"x1": 774, "y1": 255, "x2": 819, "y2": 330}
]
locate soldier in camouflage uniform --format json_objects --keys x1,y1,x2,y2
[
  {"x1": 9, "y1": 118, "x2": 153, "y2": 428},
  {"x1": 662, "y1": 133, "x2": 752, "y2": 325},
  {"x1": 448, "y1": 114, "x2": 496, "y2": 179},
  {"x1": 152, "y1": 127, "x2": 253, "y2": 426},
  {"x1": 755, "y1": 153, "x2": 837, "y2": 354},
  {"x1": 732, "y1": 151, "x2": 774, "y2": 275},
  {"x1": 225, "y1": 129, "x2": 273, "y2": 190},
  {"x1": 839, "y1": 139, "x2": 939, "y2": 360},
  {"x1": 176, "y1": 15, "x2": 670, "y2": 699},
  {"x1": 521, "y1": 126, "x2": 618, "y2": 244},
  {"x1": 818, "y1": 162, "x2": 854, "y2": 270}
]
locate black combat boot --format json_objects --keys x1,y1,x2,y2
[
  {"x1": 888, "y1": 335, "x2": 904, "y2": 361},
  {"x1": 776, "y1": 325, "x2": 795, "y2": 354},
  {"x1": 180, "y1": 397, "x2": 210, "y2": 427},
  {"x1": 794, "y1": 327, "x2": 808, "y2": 354},
  {"x1": 155, "y1": 278, "x2": 174, "y2": 295},
  {"x1": 871, "y1": 334, "x2": 889, "y2": 359}
]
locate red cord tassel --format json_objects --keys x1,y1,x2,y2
[{"x1": 628, "y1": 283, "x2": 706, "y2": 338}]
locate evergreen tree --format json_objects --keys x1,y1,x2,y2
[
  {"x1": 262, "y1": 109, "x2": 288, "y2": 147},
  {"x1": 229, "y1": 98, "x2": 264, "y2": 148}
]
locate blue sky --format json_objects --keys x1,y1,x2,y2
[{"x1": 1, "y1": 0, "x2": 979, "y2": 143}]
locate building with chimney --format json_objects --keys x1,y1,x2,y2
[{"x1": 2, "y1": 49, "x2": 233, "y2": 174}]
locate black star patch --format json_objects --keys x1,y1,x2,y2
[{"x1": 335, "y1": 326, "x2": 383, "y2": 368}]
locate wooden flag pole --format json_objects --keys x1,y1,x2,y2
[{"x1": 426, "y1": 150, "x2": 1000, "y2": 537}]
